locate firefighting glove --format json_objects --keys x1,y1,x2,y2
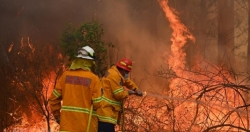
[
  {"x1": 135, "y1": 89, "x2": 143, "y2": 96},
  {"x1": 127, "y1": 90, "x2": 135, "y2": 95},
  {"x1": 55, "y1": 116, "x2": 60, "y2": 124}
]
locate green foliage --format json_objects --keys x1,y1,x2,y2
[{"x1": 60, "y1": 21, "x2": 114, "y2": 76}]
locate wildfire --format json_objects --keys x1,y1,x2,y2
[
  {"x1": 157, "y1": 0, "x2": 247, "y2": 131},
  {"x1": 3, "y1": 1, "x2": 249, "y2": 131},
  {"x1": 4, "y1": 37, "x2": 61, "y2": 132}
]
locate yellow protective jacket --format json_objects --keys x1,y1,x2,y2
[
  {"x1": 97, "y1": 65, "x2": 138, "y2": 124},
  {"x1": 48, "y1": 69, "x2": 102, "y2": 132}
]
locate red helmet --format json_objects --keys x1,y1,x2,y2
[{"x1": 116, "y1": 58, "x2": 132, "y2": 72}]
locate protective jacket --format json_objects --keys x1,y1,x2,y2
[
  {"x1": 97, "y1": 65, "x2": 138, "y2": 124},
  {"x1": 48, "y1": 69, "x2": 102, "y2": 132}
]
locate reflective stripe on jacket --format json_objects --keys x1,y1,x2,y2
[
  {"x1": 48, "y1": 69, "x2": 102, "y2": 132},
  {"x1": 97, "y1": 65, "x2": 138, "y2": 124}
]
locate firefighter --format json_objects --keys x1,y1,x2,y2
[
  {"x1": 97, "y1": 58, "x2": 143, "y2": 132},
  {"x1": 48, "y1": 46, "x2": 102, "y2": 132}
]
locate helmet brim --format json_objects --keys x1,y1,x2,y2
[{"x1": 76, "y1": 54, "x2": 95, "y2": 60}]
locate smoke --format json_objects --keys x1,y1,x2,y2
[
  {"x1": 1, "y1": 0, "x2": 172, "y2": 91},
  {"x1": 97, "y1": 0, "x2": 172, "y2": 91}
]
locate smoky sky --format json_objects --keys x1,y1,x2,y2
[
  {"x1": 0, "y1": 0, "x2": 98, "y2": 42},
  {"x1": 1, "y1": 0, "x2": 172, "y2": 91}
]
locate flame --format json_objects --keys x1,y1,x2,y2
[
  {"x1": 159, "y1": 0, "x2": 195, "y2": 72},
  {"x1": 8, "y1": 42, "x2": 14, "y2": 52},
  {"x1": 5, "y1": 72, "x2": 59, "y2": 132},
  {"x1": 27, "y1": 37, "x2": 35, "y2": 53},
  {"x1": 158, "y1": 0, "x2": 246, "y2": 131},
  {"x1": 4, "y1": 38, "x2": 60, "y2": 132},
  {"x1": 4, "y1": 116, "x2": 59, "y2": 132},
  {"x1": 42, "y1": 71, "x2": 57, "y2": 98},
  {"x1": 3, "y1": 1, "x2": 248, "y2": 131}
]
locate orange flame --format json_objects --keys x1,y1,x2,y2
[
  {"x1": 158, "y1": 0, "x2": 246, "y2": 131},
  {"x1": 159, "y1": 0, "x2": 195, "y2": 72},
  {"x1": 8, "y1": 42, "x2": 14, "y2": 52}
]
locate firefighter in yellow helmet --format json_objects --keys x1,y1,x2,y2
[
  {"x1": 48, "y1": 46, "x2": 102, "y2": 132},
  {"x1": 97, "y1": 58, "x2": 143, "y2": 132}
]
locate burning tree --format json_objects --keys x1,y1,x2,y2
[
  {"x1": 155, "y1": 61, "x2": 250, "y2": 131},
  {"x1": 0, "y1": 20, "x2": 114, "y2": 131},
  {"x1": 0, "y1": 38, "x2": 64, "y2": 131},
  {"x1": 120, "y1": 60, "x2": 250, "y2": 131},
  {"x1": 1, "y1": 0, "x2": 250, "y2": 131},
  {"x1": 115, "y1": 0, "x2": 250, "y2": 131}
]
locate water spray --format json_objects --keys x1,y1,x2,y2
[{"x1": 140, "y1": 91, "x2": 248, "y2": 116}]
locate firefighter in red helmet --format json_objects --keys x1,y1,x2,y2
[{"x1": 97, "y1": 58, "x2": 143, "y2": 132}]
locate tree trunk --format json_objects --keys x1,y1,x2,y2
[
  {"x1": 198, "y1": 0, "x2": 207, "y2": 58},
  {"x1": 247, "y1": 0, "x2": 250, "y2": 70},
  {"x1": 218, "y1": 0, "x2": 235, "y2": 70}
]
